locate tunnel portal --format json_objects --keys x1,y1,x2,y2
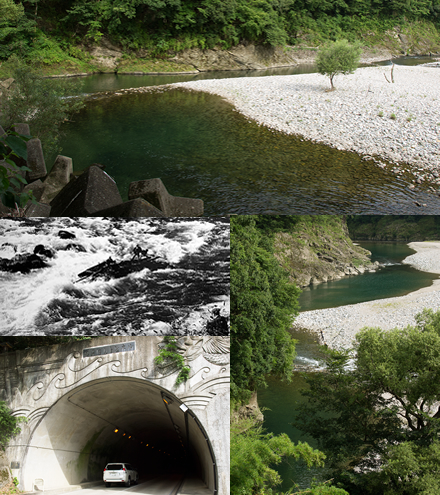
[{"x1": 1, "y1": 337, "x2": 229, "y2": 495}]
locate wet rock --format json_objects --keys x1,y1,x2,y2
[
  {"x1": 58, "y1": 230, "x2": 76, "y2": 239},
  {"x1": 0, "y1": 251, "x2": 51, "y2": 274},
  {"x1": 34, "y1": 245, "x2": 54, "y2": 258},
  {"x1": 63, "y1": 243, "x2": 87, "y2": 252}
]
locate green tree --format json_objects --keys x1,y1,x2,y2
[
  {"x1": 231, "y1": 418, "x2": 328, "y2": 495},
  {"x1": 315, "y1": 39, "x2": 362, "y2": 90},
  {"x1": 294, "y1": 308, "x2": 440, "y2": 494},
  {"x1": 231, "y1": 215, "x2": 301, "y2": 402},
  {"x1": 0, "y1": 401, "x2": 26, "y2": 451},
  {"x1": 0, "y1": 57, "x2": 85, "y2": 158},
  {"x1": 0, "y1": 0, "x2": 35, "y2": 59}
]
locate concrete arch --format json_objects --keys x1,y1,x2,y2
[{"x1": 21, "y1": 376, "x2": 217, "y2": 493}]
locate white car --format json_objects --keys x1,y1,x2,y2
[{"x1": 103, "y1": 463, "x2": 139, "y2": 487}]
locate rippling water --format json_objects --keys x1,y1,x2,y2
[{"x1": 0, "y1": 218, "x2": 229, "y2": 336}]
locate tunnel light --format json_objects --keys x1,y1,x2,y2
[
  {"x1": 179, "y1": 403, "x2": 188, "y2": 413},
  {"x1": 114, "y1": 429, "x2": 118, "y2": 433},
  {"x1": 123, "y1": 433, "x2": 126, "y2": 436},
  {"x1": 129, "y1": 436, "x2": 132, "y2": 439},
  {"x1": 162, "y1": 394, "x2": 174, "y2": 405}
]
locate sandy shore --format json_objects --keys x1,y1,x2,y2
[
  {"x1": 293, "y1": 241, "x2": 440, "y2": 349},
  {"x1": 173, "y1": 66, "x2": 440, "y2": 181}
]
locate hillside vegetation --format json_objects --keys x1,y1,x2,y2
[
  {"x1": 348, "y1": 215, "x2": 440, "y2": 241},
  {"x1": 1, "y1": 0, "x2": 440, "y2": 76}
]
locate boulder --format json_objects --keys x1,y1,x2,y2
[
  {"x1": 50, "y1": 165, "x2": 123, "y2": 216},
  {"x1": 26, "y1": 138, "x2": 47, "y2": 182},
  {"x1": 58, "y1": 230, "x2": 76, "y2": 239},
  {"x1": 40, "y1": 155, "x2": 73, "y2": 204},
  {"x1": 128, "y1": 178, "x2": 203, "y2": 216},
  {"x1": 91, "y1": 198, "x2": 166, "y2": 217}
]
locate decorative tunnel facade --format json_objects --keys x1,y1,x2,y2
[{"x1": 0, "y1": 337, "x2": 230, "y2": 495}]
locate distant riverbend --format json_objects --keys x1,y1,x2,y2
[
  {"x1": 172, "y1": 66, "x2": 440, "y2": 186},
  {"x1": 294, "y1": 241, "x2": 440, "y2": 349}
]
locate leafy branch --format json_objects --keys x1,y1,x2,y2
[
  {"x1": 154, "y1": 336, "x2": 190, "y2": 385},
  {"x1": 0, "y1": 127, "x2": 37, "y2": 209}
]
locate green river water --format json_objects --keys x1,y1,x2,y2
[
  {"x1": 257, "y1": 242, "x2": 439, "y2": 491},
  {"x1": 57, "y1": 57, "x2": 440, "y2": 215}
]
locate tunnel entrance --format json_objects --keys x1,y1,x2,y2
[{"x1": 22, "y1": 377, "x2": 216, "y2": 493}]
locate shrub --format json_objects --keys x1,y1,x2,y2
[{"x1": 315, "y1": 39, "x2": 362, "y2": 90}]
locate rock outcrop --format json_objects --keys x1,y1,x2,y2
[
  {"x1": 274, "y1": 218, "x2": 380, "y2": 287},
  {"x1": 169, "y1": 42, "x2": 311, "y2": 71}
]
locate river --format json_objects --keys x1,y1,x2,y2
[
  {"x1": 55, "y1": 57, "x2": 440, "y2": 215},
  {"x1": 0, "y1": 217, "x2": 229, "y2": 335},
  {"x1": 257, "y1": 241, "x2": 439, "y2": 491}
]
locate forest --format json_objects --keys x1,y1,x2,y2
[{"x1": 2, "y1": 0, "x2": 440, "y2": 65}]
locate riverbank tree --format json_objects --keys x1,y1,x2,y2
[
  {"x1": 294, "y1": 308, "x2": 440, "y2": 494},
  {"x1": 231, "y1": 215, "x2": 300, "y2": 402}
]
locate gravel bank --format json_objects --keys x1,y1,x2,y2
[
  {"x1": 172, "y1": 66, "x2": 440, "y2": 181},
  {"x1": 293, "y1": 241, "x2": 440, "y2": 349}
]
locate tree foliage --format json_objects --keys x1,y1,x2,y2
[
  {"x1": 0, "y1": 401, "x2": 26, "y2": 451},
  {"x1": 2, "y1": 0, "x2": 440, "y2": 62},
  {"x1": 0, "y1": 57, "x2": 85, "y2": 158},
  {"x1": 231, "y1": 418, "x2": 334, "y2": 495},
  {"x1": 315, "y1": 39, "x2": 362, "y2": 89},
  {"x1": 294, "y1": 308, "x2": 440, "y2": 494},
  {"x1": 230, "y1": 215, "x2": 300, "y2": 402},
  {"x1": 0, "y1": 128, "x2": 36, "y2": 208}
]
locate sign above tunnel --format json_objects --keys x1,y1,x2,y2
[{"x1": 83, "y1": 341, "x2": 136, "y2": 358}]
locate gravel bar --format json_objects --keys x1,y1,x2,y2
[
  {"x1": 293, "y1": 241, "x2": 440, "y2": 349},
  {"x1": 172, "y1": 66, "x2": 440, "y2": 177}
]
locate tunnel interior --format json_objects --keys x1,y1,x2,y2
[{"x1": 22, "y1": 378, "x2": 215, "y2": 492}]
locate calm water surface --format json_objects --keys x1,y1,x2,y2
[
  {"x1": 299, "y1": 242, "x2": 439, "y2": 311},
  {"x1": 59, "y1": 88, "x2": 440, "y2": 215}
]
